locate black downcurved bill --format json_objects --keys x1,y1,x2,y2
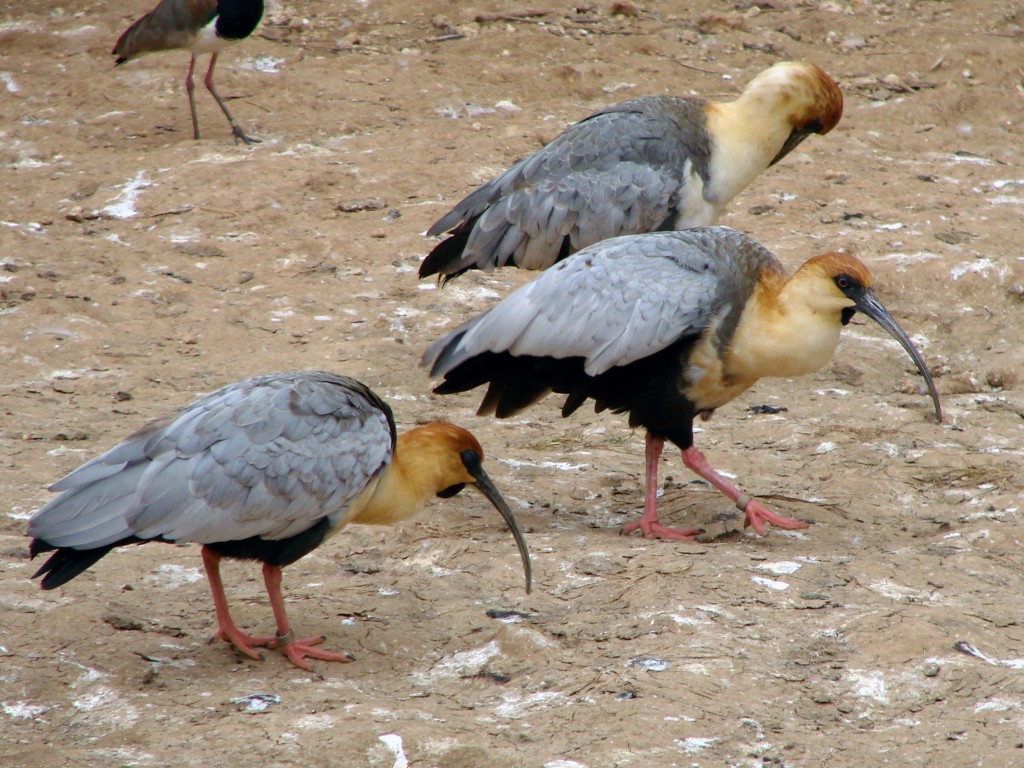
[
  {"x1": 769, "y1": 121, "x2": 820, "y2": 167},
  {"x1": 855, "y1": 289, "x2": 943, "y2": 422},
  {"x1": 464, "y1": 456, "x2": 532, "y2": 594}
]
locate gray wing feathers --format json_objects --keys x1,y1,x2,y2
[
  {"x1": 47, "y1": 420, "x2": 163, "y2": 492},
  {"x1": 29, "y1": 372, "x2": 394, "y2": 549},
  {"x1": 430, "y1": 99, "x2": 709, "y2": 273},
  {"x1": 427, "y1": 154, "x2": 531, "y2": 237},
  {"x1": 32, "y1": 462, "x2": 150, "y2": 549},
  {"x1": 426, "y1": 229, "x2": 754, "y2": 378}
]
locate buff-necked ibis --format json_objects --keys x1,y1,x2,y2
[
  {"x1": 28, "y1": 372, "x2": 531, "y2": 671},
  {"x1": 423, "y1": 227, "x2": 941, "y2": 541},
  {"x1": 113, "y1": 0, "x2": 265, "y2": 144},
  {"x1": 420, "y1": 61, "x2": 843, "y2": 282}
]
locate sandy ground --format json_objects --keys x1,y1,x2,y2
[{"x1": 2, "y1": 0, "x2": 1024, "y2": 766}]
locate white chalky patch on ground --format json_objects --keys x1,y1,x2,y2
[
  {"x1": 500, "y1": 458, "x2": 587, "y2": 471},
  {"x1": 751, "y1": 576, "x2": 789, "y2": 591},
  {"x1": 759, "y1": 561, "x2": 801, "y2": 575},
  {"x1": 975, "y1": 699, "x2": 1021, "y2": 713},
  {"x1": 866, "y1": 579, "x2": 935, "y2": 602},
  {"x1": 72, "y1": 686, "x2": 140, "y2": 727},
  {"x1": 239, "y1": 56, "x2": 285, "y2": 73},
  {"x1": 876, "y1": 251, "x2": 941, "y2": 266},
  {"x1": 231, "y1": 693, "x2": 280, "y2": 713},
  {"x1": 847, "y1": 670, "x2": 888, "y2": 704},
  {"x1": 676, "y1": 737, "x2": 718, "y2": 753},
  {"x1": 379, "y1": 734, "x2": 409, "y2": 768},
  {"x1": 147, "y1": 564, "x2": 203, "y2": 588},
  {"x1": 101, "y1": 171, "x2": 150, "y2": 219},
  {"x1": 415, "y1": 641, "x2": 500, "y2": 682},
  {"x1": 951, "y1": 258, "x2": 1007, "y2": 280},
  {"x1": 493, "y1": 691, "x2": 565, "y2": 718},
  {"x1": 2, "y1": 701, "x2": 48, "y2": 719}
]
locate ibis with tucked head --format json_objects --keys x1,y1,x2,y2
[
  {"x1": 113, "y1": 0, "x2": 264, "y2": 144},
  {"x1": 423, "y1": 228, "x2": 941, "y2": 541},
  {"x1": 28, "y1": 371, "x2": 531, "y2": 671},
  {"x1": 420, "y1": 61, "x2": 843, "y2": 282}
]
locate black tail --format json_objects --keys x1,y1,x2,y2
[
  {"x1": 30, "y1": 536, "x2": 147, "y2": 590},
  {"x1": 419, "y1": 228, "x2": 472, "y2": 282}
]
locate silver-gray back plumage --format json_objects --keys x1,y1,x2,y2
[
  {"x1": 424, "y1": 97, "x2": 712, "y2": 276},
  {"x1": 29, "y1": 372, "x2": 395, "y2": 550},
  {"x1": 424, "y1": 227, "x2": 782, "y2": 377}
]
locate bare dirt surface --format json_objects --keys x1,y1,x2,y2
[{"x1": 2, "y1": 1, "x2": 1024, "y2": 766}]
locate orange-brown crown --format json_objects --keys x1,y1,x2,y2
[
  {"x1": 745, "y1": 61, "x2": 844, "y2": 134},
  {"x1": 424, "y1": 422, "x2": 484, "y2": 460},
  {"x1": 397, "y1": 421, "x2": 485, "y2": 485},
  {"x1": 803, "y1": 251, "x2": 873, "y2": 288},
  {"x1": 793, "y1": 62, "x2": 843, "y2": 133}
]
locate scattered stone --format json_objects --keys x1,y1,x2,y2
[
  {"x1": 986, "y1": 370, "x2": 1018, "y2": 389},
  {"x1": 610, "y1": 1, "x2": 639, "y2": 17},
  {"x1": 231, "y1": 693, "x2": 281, "y2": 713},
  {"x1": 176, "y1": 244, "x2": 226, "y2": 258},
  {"x1": 750, "y1": 404, "x2": 788, "y2": 414},
  {"x1": 336, "y1": 198, "x2": 387, "y2": 213},
  {"x1": 935, "y1": 229, "x2": 975, "y2": 245}
]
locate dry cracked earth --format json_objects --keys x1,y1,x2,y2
[{"x1": 2, "y1": 1, "x2": 1023, "y2": 766}]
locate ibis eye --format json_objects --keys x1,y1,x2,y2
[{"x1": 460, "y1": 450, "x2": 482, "y2": 473}]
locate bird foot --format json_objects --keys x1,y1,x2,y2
[
  {"x1": 232, "y1": 127, "x2": 260, "y2": 145},
  {"x1": 741, "y1": 497, "x2": 810, "y2": 536},
  {"x1": 273, "y1": 634, "x2": 354, "y2": 672},
  {"x1": 209, "y1": 627, "x2": 276, "y2": 661},
  {"x1": 620, "y1": 517, "x2": 704, "y2": 541}
]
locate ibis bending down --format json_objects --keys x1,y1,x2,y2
[
  {"x1": 420, "y1": 61, "x2": 843, "y2": 282},
  {"x1": 28, "y1": 372, "x2": 531, "y2": 671},
  {"x1": 423, "y1": 228, "x2": 941, "y2": 541},
  {"x1": 113, "y1": 0, "x2": 264, "y2": 144}
]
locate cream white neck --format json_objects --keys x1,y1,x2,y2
[
  {"x1": 726, "y1": 275, "x2": 848, "y2": 383},
  {"x1": 702, "y1": 96, "x2": 794, "y2": 207}
]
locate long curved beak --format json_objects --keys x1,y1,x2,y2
[
  {"x1": 769, "y1": 121, "x2": 820, "y2": 167},
  {"x1": 855, "y1": 289, "x2": 943, "y2": 422},
  {"x1": 468, "y1": 463, "x2": 532, "y2": 594}
]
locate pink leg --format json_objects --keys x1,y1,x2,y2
[
  {"x1": 262, "y1": 563, "x2": 353, "y2": 672},
  {"x1": 203, "y1": 53, "x2": 259, "y2": 144},
  {"x1": 185, "y1": 54, "x2": 201, "y2": 140},
  {"x1": 620, "y1": 433, "x2": 704, "y2": 541},
  {"x1": 201, "y1": 547, "x2": 275, "y2": 660},
  {"x1": 680, "y1": 446, "x2": 810, "y2": 536}
]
